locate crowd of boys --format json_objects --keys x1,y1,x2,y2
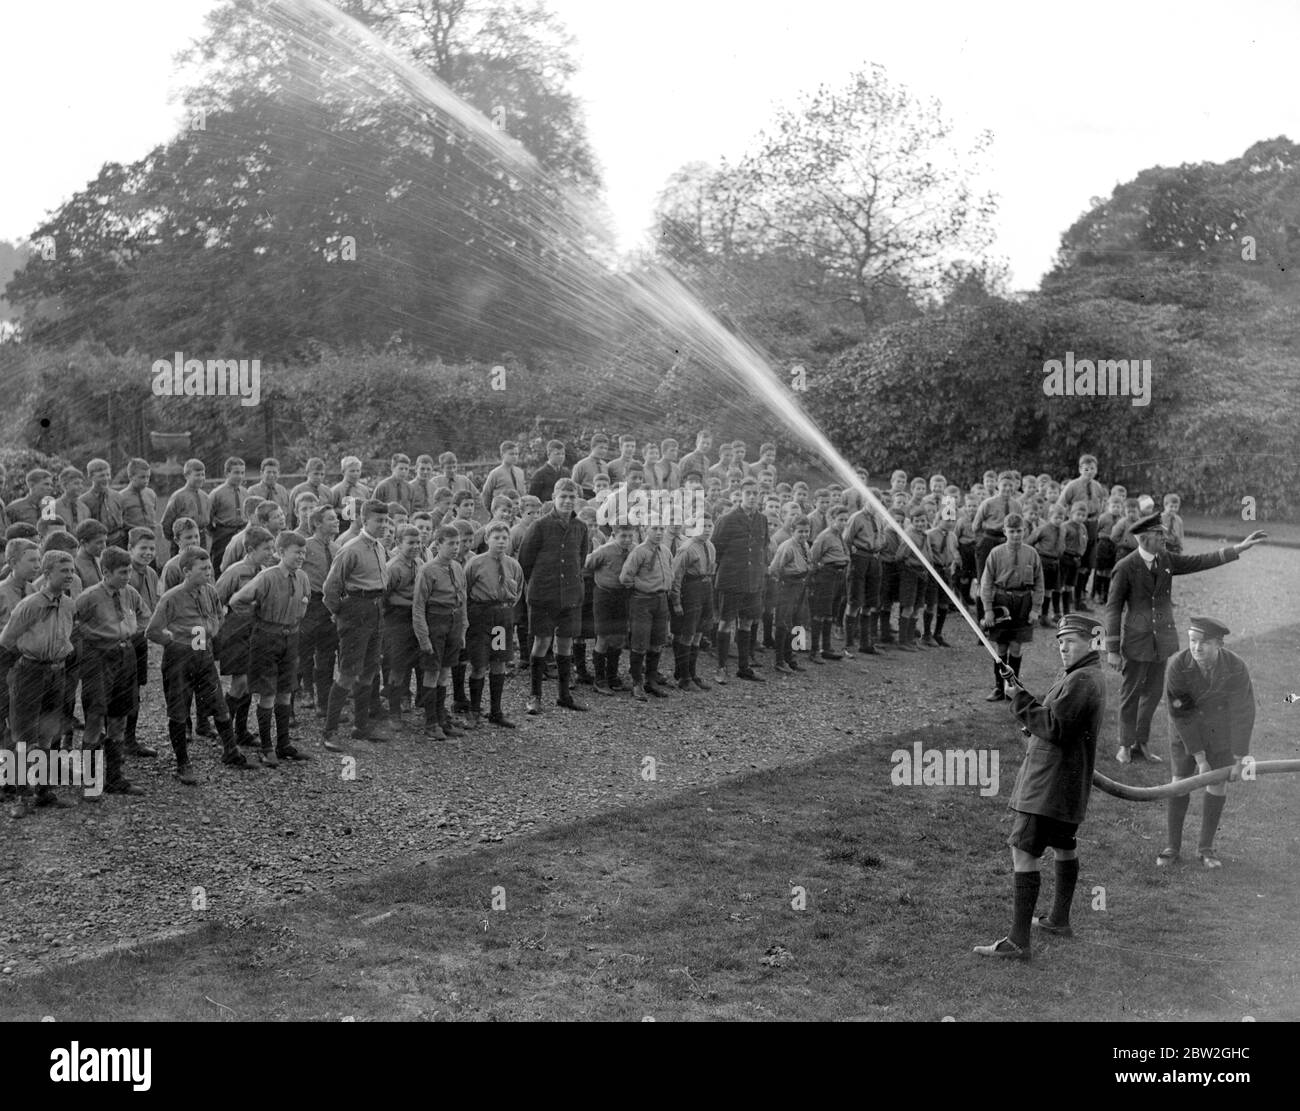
[{"x1": 0, "y1": 441, "x2": 1224, "y2": 823}]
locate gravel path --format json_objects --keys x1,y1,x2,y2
[{"x1": 1, "y1": 537, "x2": 1293, "y2": 979}]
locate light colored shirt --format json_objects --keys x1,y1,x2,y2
[
  {"x1": 670, "y1": 539, "x2": 715, "y2": 609},
  {"x1": 161, "y1": 485, "x2": 211, "y2": 546},
  {"x1": 0, "y1": 587, "x2": 75, "y2": 661},
  {"x1": 980, "y1": 542, "x2": 1045, "y2": 610},
  {"x1": 769, "y1": 537, "x2": 811, "y2": 580},
  {"x1": 79, "y1": 487, "x2": 125, "y2": 543},
  {"x1": 383, "y1": 553, "x2": 423, "y2": 609},
  {"x1": 0, "y1": 576, "x2": 32, "y2": 628},
  {"x1": 229, "y1": 564, "x2": 311, "y2": 628},
  {"x1": 302, "y1": 534, "x2": 336, "y2": 594},
  {"x1": 586, "y1": 540, "x2": 632, "y2": 591},
  {"x1": 973, "y1": 493, "x2": 1024, "y2": 534},
  {"x1": 619, "y1": 540, "x2": 673, "y2": 594},
  {"x1": 209, "y1": 481, "x2": 246, "y2": 532},
  {"x1": 146, "y1": 582, "x2": 224, "y2": 646},
  {"x1": 322, "y1": 532, "x2": 387, "y2": 613},
  {"x1": 465, "y1": 551, "x2": 524, "y2": 605},
  {"x1": 74, "y1": 581, "x2": 150, "y2": 645},
  {"x1": 810, "y1": 527, "x2": 849, "y2": 568}
]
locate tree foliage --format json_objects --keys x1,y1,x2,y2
[{"x1": 5, "y1": 0, "x2": 610, "y2": 363}]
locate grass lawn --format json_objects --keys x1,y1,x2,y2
[{"x1": 3, "y1": 620, "x2": 1296, "y2": 1022}]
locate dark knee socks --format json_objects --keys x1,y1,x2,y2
[
  {"x1": 1167, "y1": 793, "x2": 1191, "y2": 852},
  {"x1": 256, "y1": 704, "x2": 273, "y2": 749},
  {"x1": 1050, "y1": 857, "x2": 1079, "y2": 926},
  {"x1": 1010, "y1": 870, "x2": 1041, "y2": 948}
]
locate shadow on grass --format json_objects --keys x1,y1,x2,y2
[{"x1": 3, "y1": 624, "x2": 1297, "y2": 1022}]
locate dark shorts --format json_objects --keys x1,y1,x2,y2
[
  {"x1": 896, "y1": 566, "x2": 921, "y2": 611},
  {"x1": 335, "y1": 595, "x2": 383, "y2": 683},
  {"x1": 715, "y1": 588, "x2": 763, "y2": 624},
  {"x1": 161, "y1": 644, "x2": 228, "y2": 723},
  {"x1": 958, "y1": 544, "x2": 976, "y2": 581},
  {"x1": 419, "y1": 610, "x2": 464, "y2": 678},
  {"x1": 248, "y1": 627, "x2": 299, "y2": 697},
  {"x1": 848, "y1": 552, "x2": 882, "y2": 610},
  {"x1": 134, "y1": 640, "x2": 149, "y2": 688},
  {"x1": 580, "y1": 580, "x2": 596, "y2": 640},
  {"x1": 810, "y1": 567, "x2": 843, "y2": 618},
  {"x1": 217, "y1": 614, "x2": 253, "y2": 676},
  {"x1": 628, "y1": 592, "x2": 671, "y2": 653},
  {"x1": 773, "y1": 580, "x2": 810, "y2": 629},
  {"x1": 7, "y1": 659, "x2": 66, "y2": 748},
  {"x1": 671, "y1": 577, "x2": 713, "y2": 641},
  {"x1": 381, "y1": 608, "x2": 420, "y2": 677},
  {"x1": 922, "y1": 567, "x2": 951, "y2": 610},
  {"x1": 299, "y1": 596, "x2": 337, "y2": 676},
  {"x1": 1170, "y1": 737, "x2": 1237, "y2": 780},
  {"x1": 466, "y1": 602, "x2": 514, "y2": 669},
  {"x1": 594, "y1": 586, "x2": 631, "y2": 639},
  {"x1": 880, "y1": 560, "x2": 899, "y2": 606},
  {"x1": 0, "y1": 646, "x2": 14, "y2": 720},
  {"x1": 1082, "y1": 517, "x2": 1099, "y2": 569},
  {"x1": 1059, "y1": 552, "x2": 1081, "y2": 584},
  {"x1": 1008, "y1": 810, "x2": 1079, "y2": 855},
  {"x1": 991, "y1": 589, "x2": 1035, "y2": 645},
  {"x1": 1038, "y1": 557, "x2": 1059, "y2": 591},
  {"x1": 79, "y1": 642, "x2": 139, "y2": 719},
  {"x1": 1094, "y1": 537, "x2": 1117, "y2": 574},
  {"x1": 529, "y1": 599, "x2": 581, "y2": 640}
]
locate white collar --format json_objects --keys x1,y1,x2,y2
[{"x1": 1137, "y1": 546, "x2": 1156, "y2": 567}]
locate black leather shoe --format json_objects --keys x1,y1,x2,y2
[
  {"x1": 105, "y1": 780, "x2": 146, "y2": 797},
  {"x1": 1032, "y1": 916, "x2": 1073, "y2": 937},
  {"x1": 985, "y1": 689, "x2": 1008, "y2": 702},
  {"x1": 277, "y1": 745, "x2": 313, "y2": 761},
  {"x1": 557, "y1": 695, "x2": 589, "y2": 711},
  {"x1": 735, "y1": 669, "x2": 765, "y2": 682}
]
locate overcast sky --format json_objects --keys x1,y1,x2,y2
[{"x1": 2, "y1": 0, "x2": 1297, "y2": 290}]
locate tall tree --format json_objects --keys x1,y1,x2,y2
[
  {"x1": 6, "y1": 0, "x2": 610, "y2": 360},
  {"x1": 654, "y1": 65, "x2": 998, "y2": 334}
]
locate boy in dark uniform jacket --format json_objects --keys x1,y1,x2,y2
[
  {"x1": 1158, "y1": 616, "x2": 1255, "y2": 869},
  {"x1": 710, "y1": 479, "x2": 770, "y2": 683},
  {"x1": 518, "y1": 479, "x2": 590, "y2": 713},
  {"x1": 974, "y1": 612, "x2": 1107, "y2": 960}
]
